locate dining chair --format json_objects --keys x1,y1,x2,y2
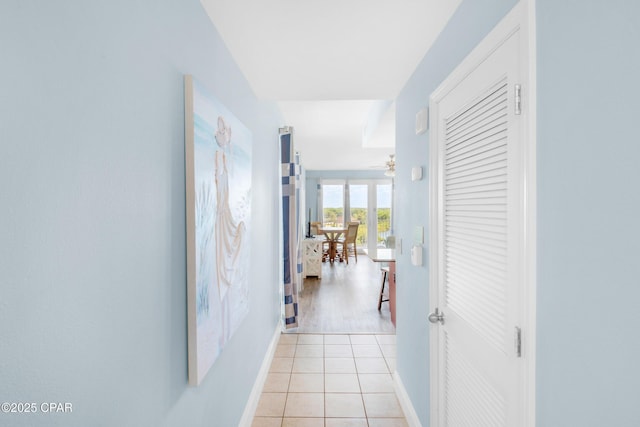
[
  {"x1": 311, "y1": 222, "x2": 331, "y2": 261},
  {"x1": 310, "y1": 221, "x2": 322, "y2": 236},
  {"x1": 338, "y1": 221, "x2": 359, "y2": 264}
]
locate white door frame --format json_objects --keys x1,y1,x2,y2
[{"x1": 428, "y1": 1, "x2": 536, "y2": 425}]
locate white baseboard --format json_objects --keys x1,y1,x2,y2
[
  {"x1": 393, "y1": 371, "x2": 423, "y2": 427},
  {"x1": 238, "y1": 323, "x2": 282, "y2": 427}
]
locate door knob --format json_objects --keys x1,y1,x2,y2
[{"x1": 428, "y1": 308, "x2": 445, "y2": 325}]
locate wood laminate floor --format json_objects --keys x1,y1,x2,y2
[{"x1": 293, "y1": 254, "x2": 395, "y2": 334}]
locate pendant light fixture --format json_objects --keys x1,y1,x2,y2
[{"x1": 384, "y1": 154, "x2": 395, "y2": 177}]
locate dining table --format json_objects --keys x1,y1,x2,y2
[{"x1": 318, "y1": 226, "x2": 347, "y2": 263}]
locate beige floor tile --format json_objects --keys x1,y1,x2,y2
[
  {"x1": 324, "y1": 334, "x2": 351, "y2": 345},
  {"x1": 379, "y1": 344, "x2": 396, "y2": 358},
  {"x1": 284, "y1": 393, "x2": 324, "y2": 418},
  {"x1": 263, "y1": 372, "x2": 291, "y2": 392},
  {"x1": 325, "y1": 373, "x2": 360, "y2": 393},
  {"x1": 385, "y1": 357, "x2": 397, "y2": 372},
  {"x1": 295, "y1": 344, "x2": 324, "y2": 358},
  {"x1": 251, "y1": 416, "x2": 282, "y2": 427},
  {"x1": 355, "y1": 358, "x2": 389, "y2": 374},
  {"x1": 325, "y1": 358, "x2": 357, "y2": 374},
  {"x1": 275, "y1": 344, "x2": 296, "y2": 358},
  {"x1": 282, "y1": 417, "x2": 324, "y2": 427},
  {"x1": 255, "y1": 393, "x2": 287, "y2": 417},
  {"x1": 279, "y1": 334, "x2": 299, "y2": 345},
  {"x1": 289, "y1": 373, "x2": 324, "y2": 392},
  {"x1": 375, "y1": 334, "x2": 397, "y2": 345},
  {"x1": 258, "y1": 334, "x2": 406, "y2": 427},
  {"x1": 358, "y1": 373, "x2": 394, "y2": 393},
  {"x1": 269, "y1": 357, "x2": 294, "y2": 373},
  {"x1": 367, "y1": 418, "x2": 409, "y2": 427},
  {"x1": 297, "y1": 334, "x2": 324, "y2": 345},
  {"x1": 362, "y1": 393, "x2": 404, "y2": 418},
  {"x1": 349, "y1": 334, "x2": 377, "y2": 345},
  {"x1": 325, "y1": 418, "x2": 368, "y2": 427},
  {"x1": 325, "y1": 344, "x2": 353, "y2": 358},
  {"x1": 292, "y1": 357, "x2": 324, "y2": 373},
  {"x1": 325, "y1": 393, "x2": 366, "y2": 418},
  {"x1": 352, "y1": 344, "x2": 383, "y2": 358}
]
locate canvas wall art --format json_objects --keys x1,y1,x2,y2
[{"x1": 184, "y1": 75, "x2": 252, "y2": 385}]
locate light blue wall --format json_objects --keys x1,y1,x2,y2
[
  {"x1": 536, "y1": 1, "x2": 640, "y2": 425},
  {"x1": 396, "y1": 0, "x2": 640, "y2": 426},
  {"x1": 0, "y1": 1, "x2": 282, "y2": 426}
]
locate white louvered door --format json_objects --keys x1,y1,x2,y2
[{"x1": 429, "y1": 4, "x2": 528, "y2": 426}]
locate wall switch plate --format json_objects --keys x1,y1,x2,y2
[
  {"x1": 411, "y1": 166, "x2": 423, "y2": 181},
  {"x1": 414, "y1": 226, "x2": 424, "y2": 245},
  {"x1": 411, "y1": 245, "x2": 423, "y2": 266}
]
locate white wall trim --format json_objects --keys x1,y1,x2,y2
[
  {"x1": 238, "y1": 324, "x2": 281, "y2": 427},
  {"x1": 393, "y1": 371, "x2": 423, "y2": 427},
  {"x1": 428, "y1": 63, "x2": 443, "y2": 427},
  {"x1": 523, "y1": 0, "x2": 537, "y2": 426}
]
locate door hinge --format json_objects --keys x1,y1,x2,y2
[
  {"x1": 514, "y1": 84, "x2": 522, "y2": 115},
  {"x1": 514, "y1": 326, "x2": 522, "y2": 358}
]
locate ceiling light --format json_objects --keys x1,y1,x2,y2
[{"x1": 385, "y1": 154, "x2": 395, "y2": 177}]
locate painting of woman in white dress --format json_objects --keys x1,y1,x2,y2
[
  {"x1": 214, "y1": 116, "x2": 246, "y2": 301},
  {"x1": 184, "y1": 76, "x2": 252, "y2": 385}
]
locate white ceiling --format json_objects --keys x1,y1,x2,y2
[{"x1": 201, "y1": 0, "x2": 462, "y2": 170}]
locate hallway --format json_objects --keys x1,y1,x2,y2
[
  {"x1": 252, "y1": 253, "x2": 404, "y2": 426},
  {"x1": 252, "y1": 333, "x2": 407, "y2": 427}
]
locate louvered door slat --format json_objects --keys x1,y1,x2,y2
[
  {"x1": 445, "y1": 222, "x2": 507, "y2": 243},
  {"x1": 446, "y1": 264, "x2": 506, "y2": 302},
  {"x1": 445, "y1": 107, "x2": 508, "y2": 151},
  {"x1": 446, "y1": 253, "x2": 507, "y2": 284},
  {"x1": 445, "y1": 88, "x2": 507, "y2": 139},
  {"x1": 446, "y1": 197, "x2": 507, "y2": 208},
  {"x1": 446, "y1": 242, "x2": 507, "y2": 272},
  {"x1": 446, "y1": 82, "x2": 508, "y2": 134},
  {"x1": 446, "y1": 164, "x2": 506, "y2": 185},
  {"x1": 446, "y1": 189, "x2": 506, "y2": 202},
  {"x1": 446, "y1": 137, "x2": 507, "y2": 167},
  {"x1": 447, "y1": 232, "x2": 506, "y2": 255},
  {"x1": 446, "y1": 182, "x2": 507, "y2": 197},
  {"x1": 446, "y1": 97, "x2": 508, "y2": 146},
  {"x1": 447, "y1": 136, "x2": 506, "y2": 166},
  {"x1": 446, "y1": 213, "x2": 507, "y2": 227},
  {"x1": 446, "y1": 131, "x2": 507, "y2": 164}
]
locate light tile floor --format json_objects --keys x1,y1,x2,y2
[{"x1": 252, "y1": 333, "x2": 408, "y2": 427}]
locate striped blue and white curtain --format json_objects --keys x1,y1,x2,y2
[{"x1": 280, "y1": 129, "x2": 301, "y2": 329}]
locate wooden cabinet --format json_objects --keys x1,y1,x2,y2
[{"x1": 302, "y1": 238, "x2": 322, "y2": 278}]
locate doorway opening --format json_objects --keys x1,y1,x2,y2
[{"x1": 295, "y1": 178, "x2": 396, "y2": 334}]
